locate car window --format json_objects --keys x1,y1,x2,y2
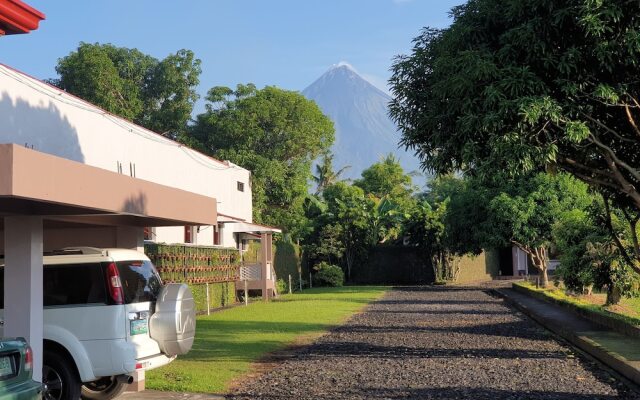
[
  {"x1": 0, "y1": 263, "x2": 107, "y2": 307},
  {"x1": 116, "y1": 260, "x2": 162, "y2": 304},
  {"x1": 44, "y1": 263, "x2": 107, "y2": 306}
]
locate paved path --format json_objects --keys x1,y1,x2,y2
[
  {"x1": 497, "y1": 287, "x2": 640, "y2": 385},
  {"x1": 230, "y1": 286, "x2": 640, "y2": 399}
]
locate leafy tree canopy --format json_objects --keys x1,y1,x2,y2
[
  {"x1": 390, "y1": 0, "x2": 640, "y2": 212},
  {"x1": 188, "y1": 84, "x2": 334, "y2": 235},
  {"x1": 354, "y1": 154, "x2": 416, "y2": 210},
  {"x1": 53, "y1": 42, "x2": 201, "y2": 139},
  {"x1": 312, "y1": 151, "x2": 350, "y2": 195}
]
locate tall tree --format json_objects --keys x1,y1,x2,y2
[
  {"x1": 312, "y1": 152, "x2": 350, "y2": 195},
  {"x1": 354, "y1": 154, "x2": 416, "y2": 213},
  {"x1": 486, "y1": 173, "x2": 593, "y2": 287},
  {"x1": 389, "y1": 0, "x2": 640, "y2": 269},
  {"x1": 322, "y1": 182, "x2": 374, "y2": 280},
  {"x1": 188, "y1": 84, "x2": 334, "y2": 234},
  {"x1": 52, "y1": 42, "x2": 201, "y2": 138}
]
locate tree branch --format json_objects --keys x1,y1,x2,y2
[
  {"x1": 583, "y1": 113, "x2": 636, "y2": 144},
  {"x1": 625, "y1": 105, "x2": 640, "y2": 139},
  {"x1": 601, "y1": 194, "x2": 640, "y2": 274},
  {"x1": 588, "y1": 133, "x2": 640, "y2": 183}
]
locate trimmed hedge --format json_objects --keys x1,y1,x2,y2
[{"x1": 189, "y1": 282, "x2": 236, "y2": 314}]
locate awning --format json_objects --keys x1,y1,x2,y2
[
  {"x1": 0, "y1": 144, "x2": 217, "y2": 227},
  {"x1": 217, "y1": 212, "x2": 281, "y2": 233},
  {"x1": 230, "y1": 222, "x2": 281, "y2": 234}
]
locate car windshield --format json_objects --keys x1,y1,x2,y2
[{"x1": 116, "y1": 260, "x2": 163, "y2": 304}]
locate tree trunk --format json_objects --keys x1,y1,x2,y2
[
  {"x1": 606, "y1": 285, "x2": 622, "y2": 306},
  {"x1": 540, "y1": 266, "x2": 549, "y2": 288},
  {"x1": 528, "y1": 246, "x2": 549, "y2": 288}
]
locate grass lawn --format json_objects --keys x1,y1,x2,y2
[
  {"x1": 146, "y1": 286, "x2": 387, "y2": 394},
  {"x1": 515, "y1": 281, "x2": 640, "y2": 325}
]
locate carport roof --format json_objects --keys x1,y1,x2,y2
[{"x1": 0, "y1": 143, "x2": 217, "y2": 227}]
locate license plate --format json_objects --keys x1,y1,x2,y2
[
  {"x1": 0, "y1": 356, "x2": 14, "y2": 378},
  {"x1": 130, "y1": 319, "x2": 149, "y2": 336}
]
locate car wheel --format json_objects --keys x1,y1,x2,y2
[
  {"x1": 81, "y1": 377, "x2": 127, "y2": 400},
  {"x1": 43, "y1": 351, "x2": 81, "y2": 400}
]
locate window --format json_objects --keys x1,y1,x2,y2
[
  {"x1": 184, "y1": 226, "x2": 195, "y2": 244},
  {"x1": 0, "y1": 264, "x2": 107, "y2": 307},
  {"x1": 116, "y1": 260, "x2": 162, "y2": 304},
  {"x1": 143, "y1": 227, "x2": 155, "y2": 241},
  {"x1": 237, "y1": 181, "x2": 245, "y2": 192},
  {"x1": 213, "y1": 223, "x2": 223, "y2": 246}
]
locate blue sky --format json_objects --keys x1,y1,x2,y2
[{"x1": 2, "y1": 0, "x2": 460, "y2": 110}]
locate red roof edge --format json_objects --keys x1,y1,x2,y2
[{"x1": 0, "y1": 0, "x2": 45, "y2": 35}]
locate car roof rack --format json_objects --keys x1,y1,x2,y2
[{"x1": 45, "y1": 247, "x2": 105, "y2": 256}]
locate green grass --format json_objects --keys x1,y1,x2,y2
[
  {"x1": 515, "y1": 281, "x2": 640, "y2": 326},
  {"x1": 146, "y1": 286, "x2": 387, "y2": 394}
]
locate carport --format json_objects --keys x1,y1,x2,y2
[{"x1": 0, "y1": 144, "x2": 218, "y2": 381}]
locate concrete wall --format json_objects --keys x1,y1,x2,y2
[
  {"x1": 455, "y1": 251, "x2": 500, "y2": 284},
  {"x1": 0, "y1": 65, "x2": 253, "y2": 247}
]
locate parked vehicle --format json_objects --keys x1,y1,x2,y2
[
  {"x1": 0, "y1": 337, "x2": 41, "y2": 400},
  {"x1": 0, "y1": 248, "x2": 196, "y2": 400}
]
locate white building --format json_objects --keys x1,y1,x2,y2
[{"x1": 0, "y1": 63, "x2": 268, "y2": 250}]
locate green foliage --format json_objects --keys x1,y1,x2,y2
[
  {"x1": 53, "y1": 42, "x2": 201, "y2": 138},
  {"x1": 312, "y1": 151, "x2": 350, "y2": 195},
  {"x1": 305, "y1": 223, "x2": 345, "y2": 265},
  {"x1": 486, "y1": 173, "x2": 593, "y2": 250},
  {"x1": 553, "y1": 199, "x2": 640, "y2": 304},
  {"x1": 321, "y1": 183, "x2": 374, "y2": 279},
  {"x1": 189, "y1": 282, "x2": 236, "y2": 313},
  {"x1": 355, "y1": 154, "x2": 416, "y2": 209},
  {"x1": 389, "y1": 0, "x2": 640, "y2": 216},
  {"x1": 274, "y1": 241, "x2": 303, "y2": 290},
  {"x1": 275, "y1": 279, "x2": 288, "y2": 294},
  {"x1": 144, "y1": 243, "x2": 240, "y2": 284},
  {"x1": 404, "y1": 199, "x2": 459, "y2": 282},
  {"x1": 188, "y1": 84, "x2": 334, "y2": 235},
  {"x1": 313, "y1": 262, "x2": 345, "y2": 287}
]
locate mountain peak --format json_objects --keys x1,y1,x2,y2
[
  {"x1": 329, "y1": 61, "x2": 357, "y2": 73},
  {"x1": 306, "y1": 62, "x2": 390, "y2": 101},
  {"x1": 302, "y1": 63, "x2": 424, "y2": 185}
]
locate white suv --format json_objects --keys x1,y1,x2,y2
[{"x1": 0, "y1": 247, "x2": 196, "y2": 400}]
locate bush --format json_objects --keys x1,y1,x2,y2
[
  {"x1": 275, "y1": 278, "x2": 288, "y2": 294},
  {"x1": 313, "y1": 262, "x2": 344, "y2": 287}
]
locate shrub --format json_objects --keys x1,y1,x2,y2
[
  {"x1": 275, "y1": 278, "x2": 288, "y2": 294},
  {"x1": 313, "y1": 262, "x2": 344, "y2": 287}
]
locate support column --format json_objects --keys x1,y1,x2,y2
[
  {"x1": 260, "y1": 233, "x2": 269, "y2": 301},
  {"x1": 116, "y1": 226, "x2": 144, "y2": 252},
  {"x1": 4, "y1": 216, "x2": 43, "y2": 382}
]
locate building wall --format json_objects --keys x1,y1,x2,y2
[
  {"x1": 455, "y1": 251, "x2": 500, "y2": 284},
  {"x1": 0, "y1": 65, "x2": 253, "y2": 247}
]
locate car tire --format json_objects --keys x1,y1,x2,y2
[
  {"x1": 81, "y1": 377, "x2": 127, "y2": 400},
  {"x1": 43, "y1": 351, "x2": 81, "y2": 400}
]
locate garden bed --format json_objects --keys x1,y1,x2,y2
[{"x1": 513, "y1": 282, "x2": 640, "y2": 338}]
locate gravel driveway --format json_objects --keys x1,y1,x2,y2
[{"x1": 230, "y1": 286, "x2": 640, "y2": 399}]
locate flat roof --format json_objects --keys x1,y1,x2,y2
[{"x1": 0, "y1": 144, "x2": 217, "y2": 227}]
